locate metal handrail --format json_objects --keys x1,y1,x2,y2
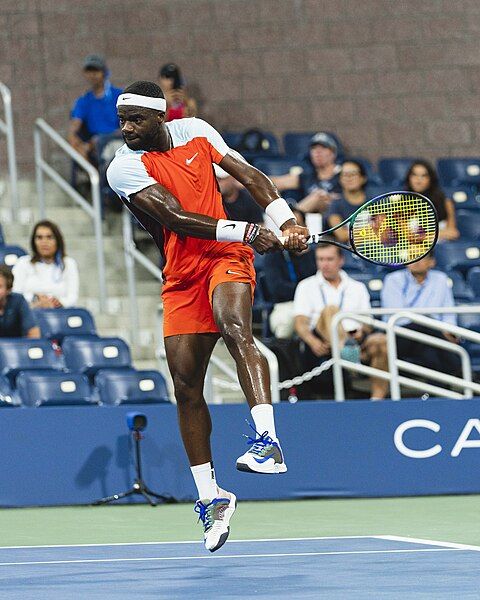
[
  {"x1": 0, "y1": 82, "x2": 19, "y2": 219},
  {"x1": 331, "y1": 307, "x2": 480, "y2": 401},
  {"x1": 33, "y1": 118, "x2": 106, "y2": 311},
  {"x1": 122, "y1": 208, "x2": 280, "y2": 402}
]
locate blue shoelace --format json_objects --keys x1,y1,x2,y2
[
  {"x1": 194, "y1": 498, "x2": 225, "y2": 532},
  {"x1": 243, "y1": 420, "x2": 276, "y2": 456}
]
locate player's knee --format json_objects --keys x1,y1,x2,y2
[
  {"x1": 219, "y1": 319, "x2": 252, "y2": 349},
  {"x1": 173, "y1": 373, "x2": 202, "y2": 405}
]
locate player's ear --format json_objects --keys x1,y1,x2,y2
[{"x1": 157, "y1": 112, "x2": 166, "y2": 125}]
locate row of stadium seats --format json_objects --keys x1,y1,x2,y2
[{"x1": 0, "y1": 307, "x2": 170, "y2": 408}]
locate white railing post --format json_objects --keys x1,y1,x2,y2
[
  {"x1": 0, "y1": 82, "x2": 19, "y2": 220},
  {"x1": 122, "y1": 208, "x2": 140, "y2": 346}
]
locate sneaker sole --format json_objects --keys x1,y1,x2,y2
[
  {"x1": 236, "y1": 461, "x2": 288, "y2": 474},
  {"x1": 208, "y1": 493, "x2": 237, "y2": 553}
]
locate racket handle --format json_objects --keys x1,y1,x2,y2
[{"x1": 278, "y1": 235, "x2": 315, "y2": 245}]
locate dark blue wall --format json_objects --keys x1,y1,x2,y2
[{"x1": 1, "y1": 399, "x2": 480, "y2": 506}]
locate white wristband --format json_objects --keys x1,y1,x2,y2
[
  {"x1": 265, "y1": 198, "x2": 296, "y2": 229},
  {"x1": 216, "y1": 219, "x2": 248, "y2": 242}
]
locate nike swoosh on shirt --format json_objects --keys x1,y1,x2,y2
[
  {"x1": 185, "y1": 152, "x2": 199, "y2": 165},
  {"x1": 226, "y1": 269, "x2": 243, "y2": 276}
]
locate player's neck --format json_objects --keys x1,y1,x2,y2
[{"x1": 148, "y1": 127, "x2": 172, "y2": 153}]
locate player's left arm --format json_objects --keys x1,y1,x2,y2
[{"x1": 219, "y1": 152, "x2": 309, "y2": 253}]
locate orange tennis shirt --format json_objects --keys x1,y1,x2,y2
[{"x1": 107, "y1": 117, "x2": 256, "y2": 336}]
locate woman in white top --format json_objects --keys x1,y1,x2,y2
[{"x1": 12, "y1": 220, "x2": 79, "y2": 308}]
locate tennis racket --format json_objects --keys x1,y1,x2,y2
[{"x1": 281, "y1": 191, "x2": 439, "y2": 266}]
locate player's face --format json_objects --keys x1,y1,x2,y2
[
  {"x1": 310, "y1": 145, "x2": 335, "y2": 168},
  {"x1": 409, "y1": 165, "x2": 430, "y2": 193},
  {"x1": 315, "y1": 246, "x2": 344, "y2": 280},
  {"x1": 34, "y1": 226, "x2": 57, "y2": 260},
  {"x1": 118, "y1": 107, "x2": 163, "y2": 151}
]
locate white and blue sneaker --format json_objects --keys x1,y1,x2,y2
[
  {"x1": 194, "y1": 490, "x2": 237, "y2": 552},
  {"x1": 236, "y1": 422, "x2": 287, "y2": 474}
]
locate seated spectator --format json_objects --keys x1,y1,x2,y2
[
  {"x1": 158, "y1": 63, "x2": 197, "y2": 121},
  {"x1": 272, "y1": 132, "x2": 342, "y2": 214},
  {"x1": 12, "y1": 221, "x2": 79, "y2": 309},
  {"x1": 0, "y1": 266, "x2": 40, "y2": 338},
  {"x1": 68, "y1": 54, "x2": 123, "y2": 164},
  {"x1": 326, "y1": 160, "x2": 368, "y2": 241},
  {"x1": 214, "y1": 163, "x2": 264, "y2": 224},
  {"x1": 294, "y1": 244, "x2": 388, "y2": 399},
  {"x1": 381, "y1": 251, "x2": 460, "y2": 375},
  {"x1": 405, "y1": 160, "x2": 459, "y2": 241}
]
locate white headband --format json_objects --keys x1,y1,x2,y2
[{"x1": 116, "y1": 93, "x2": 167, "y2": 112}]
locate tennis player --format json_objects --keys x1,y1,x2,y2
[{"x1": 107, "y1": 81, "x2": 308, "y2": 552}]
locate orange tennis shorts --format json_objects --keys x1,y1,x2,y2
[{"x1": 162, "y1": 250, "x2": 256, "y2": 337}]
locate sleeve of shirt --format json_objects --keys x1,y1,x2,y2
[
  {"x1": 18, "y1": 295, "x2": 36, "y2": 335},
  {"x1": 190, "y1": 118, "x2": 230, "y2": 163},
  {"x1": 106, "y1": 153, "x2": 158, "y2": 201},
  {"x1": 293, "y1": 280, "x2": 312, "y2": 317},
  {"x1": 440, "y1": 274, "x2": 457, "y2": 326},
  {"x1": 11, "y1": 257, "x2": 33, "y2": 302},
  {"x1": 71, "y1": 95, "x2": 86, "y2": 121},
  {"x1": 58, "y1": 258, "x2": 80, "y2": 308}
]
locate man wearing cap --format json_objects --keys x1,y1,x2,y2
[
  {"x1": 273, "y1": 132, "x2": 342, "y2": 214},
  {"x1": 68, "y1": 54, "x2": 123, "y2": 162},
  {"x1": 107, "y1": 81, "x2": 309, "y2": 553}
]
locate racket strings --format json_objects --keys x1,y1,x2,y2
[{"x1": 351, "y1": 193, "x2": 437, "y2": 265}]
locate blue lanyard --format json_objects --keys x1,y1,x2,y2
[
  {"x1": 319, "y1": 284, "x2": 345, "y2": 309},
  {"x1": 402, "y1": 272, "x2": 426, "y2": 308}
]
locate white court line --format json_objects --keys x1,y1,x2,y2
[
  {"x1": 376, "y1": 535, "x2": 480, "y2": 553},
  {"x1": 0, "y1": 547, "x2": 462, "y2": 567},
  {"x1": 0, "y1": 535, "x2": 380, "y2": 550}
]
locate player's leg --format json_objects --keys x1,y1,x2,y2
[
  {"x1": 212, "y1": 281, "x2": 287, "y2": 474},
  {"x1": 164, "y1": 333, "x2": 236, "y2": 552}
]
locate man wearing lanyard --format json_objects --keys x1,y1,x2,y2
[
  {"x1": 381, "y1": 251, "x2": 460, "y2": 375},
  {"x1": 293, "y1": 244, "x2": 389, "y2": 399}
]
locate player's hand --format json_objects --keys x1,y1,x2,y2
[
  {"x1": 251, "y1": 227, "x2": 284, "y2": 254},
  {"x1": 281, "y1": 225, "x2": 310, "y2": 254}
]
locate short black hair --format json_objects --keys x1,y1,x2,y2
[
  {"x1": 0, "y1": 264, "x2": 14, "y2": 289},
  {"x1": 123, "y1": 81, "x2": 165, "y2": 99}
]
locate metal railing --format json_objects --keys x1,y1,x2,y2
[
  {"x1": 33, "y1": 118, "x2": 107, "y2": 311},
  {"x1": 0, "y1": 82, "x2": 19, "y2": 219},
  {"x1": 331, "y1": 307, "x2": 480, "y2": 401},
  {"x1": 123, "y1": 209, "x2": 280, "y2": 402}
]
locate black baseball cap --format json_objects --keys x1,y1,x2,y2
[
  {"x1": 83, "y1": 54, "x2": 107, "y2": 72},
  {"x1": 310, "y1": 132, "x2": 338, "y2": 155}
]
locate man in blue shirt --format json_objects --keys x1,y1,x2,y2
[
  {"x1": 0, "y1": 266, "x2": 39, "y2": 338},
  {"x1": 381, "y1": 252, "x2": 460, "y2": 374},
  {"x1": 68, "y1": 54, "x2": 123, "y2": 163}
]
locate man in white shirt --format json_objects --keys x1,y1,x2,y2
[{"x1": 294, "y1": 244, "x2": 388, "y2": 399}]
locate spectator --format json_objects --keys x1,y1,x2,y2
[
  {"x1": 12, "y1": 221, "x2": 79, "y2": 309},
  {"x1": 272, "y1": 132, "x2": 342, "y2": 214},
  {"x1": 405, "y1": 160, "x2": 459, "y2": 241},
  {"x1": 158, "y1": 63, "x2": 197, "y2": 121},
  {"x1": 214, "y1": 163, "x2": 264, "y2": 224},
  {"x1": 294, "y1": 244, "x2": 388, "y2": 399},
  {"x1": 264, "y1": 209, "x2": 316, "y2": 339},
  {"x1": 68, "y1": 54, "x2": 123, "y2": 164},
  {"x1": 381, "y1": 251, "x2": 460, "y2": 375},
  {"x1": 0, "y1": 266, "x2": 40, "y2": 338},
  {"x1": 326, "y1": 160, "x2": 368, "y2": 242}
]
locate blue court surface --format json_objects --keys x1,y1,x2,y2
[{"x1": 1, "y1": 535, "x2": 479, "y2": 599}]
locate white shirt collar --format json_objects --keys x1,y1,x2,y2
[{"x1": 315, "y1": 269, "x2": 350, "y2": 289}]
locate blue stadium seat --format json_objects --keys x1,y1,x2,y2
[
  {"x1": 0, "y1": 339, "x2": 64, "y2": 384},
  {"x1": 458, "y1": 313, "x2": 480, "y2": 374},
  {"x1": 221, "y1": 131, "x2": 243, "y2": 149},
  {"x1": 0, "y1": 245, "x2": 27, "y2": 268},
  {"x1": 365, "y1": 184, "x2": 397, "y2": 199},
  {"x1": 456, "y1": 210, "x2": 480, "y2": 241},
  {"x1": 0, "y1": 375, "x2": 17, "y2": 407},
  {"x1": 16, "y1": 370, "x2": 96, "y2": 407},
  {"x1": 95, "y1": 369, "x2": 169, "y2": 405},
  {"x1": 467, "y1": 267, "x2": 480, "y2": 299},
  {"x1": 62, "y1": 336, "x2": 131, "y2": 378},
  {"x1": 348, "y1": 271, "x2": 385, "y2": 305},
  {"x1": 283, "y1": 132, "x2": 345, "y2": 160},
  {"x1": 35, "y1": 308, "x2": 97, "y2": 343},
  {"x1": 443, "y1": 185, "x2": 480, "y2": 210},
  {"x1": 378, "y1": 158, "x2": 418, "y2": 186},
  {"x1": 445, "y1": 270, "x2": 474, "y2": 302},
  {"x1": 437, "y1": 158, "x2": 480, "y2": 187},
  {"x1": 435, "y1": 242, "x2": 480, "y2": 275},
  {"x1": 0, "y1": 224, "x2": 4, "y2": 246},
  {"x1": 253, "y1": 157, "x2": 304, "y2": 176}
]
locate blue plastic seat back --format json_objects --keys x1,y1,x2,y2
[
  {"x1": 455, "y1": 210, "x2": 480, "y2": 241},
  {"x1": 467, "y1": 267, "x2": 480, "y2": 299},
  {"x1": 253, "y1": 157, "x2": 304, "y2": 177},
  {"x1": 445, "y1": 270, "x2": 474, "y2": 302},
  {"x1": 95, "y1": 368, "x2": 169, "y2": 405},
  {"x1": 0, "y1": 374, "x2": 17, "y2": 407},
  {"x1": 348, "y1": 271, "x2": 385, "y2": 304},
  {"x1": 0, "y1": 339, "x2": 64, "y2": 383},
  {"x1": 62, "y1": 336, "x2": 131, "y2": 377},
  {"x1": 0, "y1": 224, "x2": 4, "y2": 246},
  {"x1": 35, "y1": 308, "x2": 97, "y2": 342},
  {"x1": 221, "y1": 131, "x2": 243, "y2": 149},
  {"x1": 435, "y1": 241, "x2": 480, "y2": 275},
  {"x1": 443, "y1": 185, "x2": 480, "y2": 210},
  {"x1": 16, "y1": 370, "x2": 94, "y2": 407},
  {"x1": 0, "y1": 245, "x2": 27, "y2": 268},
  {"x1": 378, "y1": 158, "x2": 419, "y2": 186},
  {"x1": 437, "y1": 158, "x2": 480, "y2": 186},
  {"x1": 365, "y1": 184, "x2": 398, "y2": 200}
]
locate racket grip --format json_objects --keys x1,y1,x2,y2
[{"x1": 278, "y1": 236, "x2": 315, "y2": 245}]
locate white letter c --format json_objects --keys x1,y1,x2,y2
[{"x1": 394, "y1": 419, "x2": 442, "y2": 459}]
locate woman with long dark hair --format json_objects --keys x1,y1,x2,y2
[
  {"x1": 405, "y1": 160, "x2": 459, "y2": 241},
  {"x1": 12, "y1": 220, "x2": 79, "y2": 308}
]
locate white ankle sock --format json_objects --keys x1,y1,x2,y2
[
  {"x1": 251, "y1": 404, "x2": 277, "y2": 441},
  {"x1": 191, "y1": 462, "x2": 218, "y2": 501}
]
